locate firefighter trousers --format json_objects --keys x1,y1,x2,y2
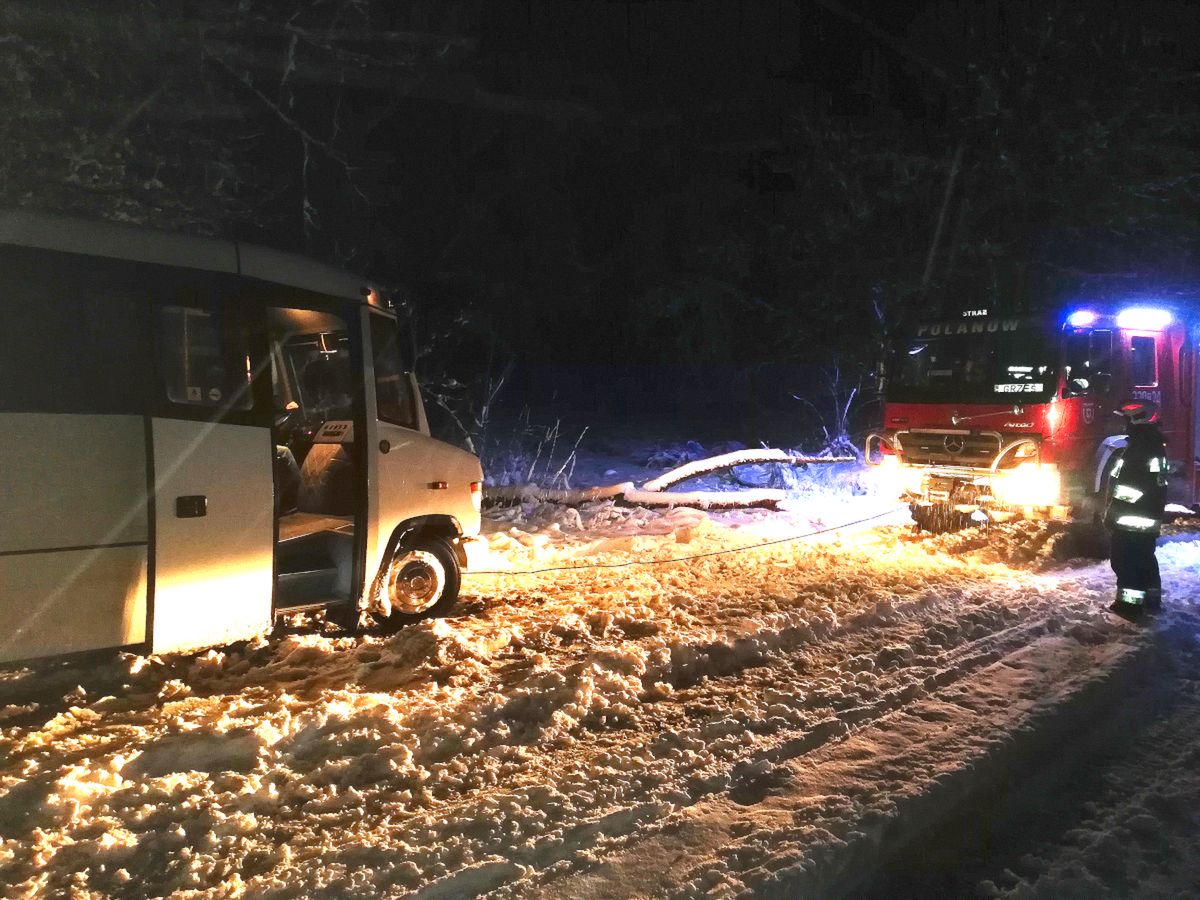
[{"x1": 1109, "y1": 530, "x2": 1161, "y2": 598}]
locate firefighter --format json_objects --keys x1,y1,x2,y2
[{"x1": 1105, "y1": 401, "x2": 1168, "y2": 614}]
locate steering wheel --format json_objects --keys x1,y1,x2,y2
[{"x1": 273, "y1": 402, "x2": 303, "y2": 441}]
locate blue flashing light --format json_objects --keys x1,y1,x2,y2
[
  {"x1": 1116, "y1": 307, "x2": 1172, "y2": 331},
  {"x1": 1066, "y1": 310, "x2": 1097, "y2": 328}
]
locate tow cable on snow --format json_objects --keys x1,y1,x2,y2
[{"x1": 464, "y1": 506, "x2": 909, "y2": 577}]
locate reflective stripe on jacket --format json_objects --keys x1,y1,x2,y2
[{"x1": 1104, "y1": 423, "x2": 1167, "y2": 535}]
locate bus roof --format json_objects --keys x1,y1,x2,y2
[{"x1": 0, "y1": 209, "x2": 369, "y2": 302}]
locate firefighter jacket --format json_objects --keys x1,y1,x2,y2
[{"x1": 1104, "y1": 423, "x2": 1168, "y2": 535}]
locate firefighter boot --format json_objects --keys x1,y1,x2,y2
[{"x1": 1109, "y1": 588, "x2": 1147, "y2": 619}]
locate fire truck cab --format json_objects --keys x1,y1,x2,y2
[{"x1": 868, "y1": 303, "x2": 1199, "y2": 530}]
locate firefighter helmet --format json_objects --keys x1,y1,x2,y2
[{"x1": 1114, "y1": 401, "x2": 1159, "y2": 424}]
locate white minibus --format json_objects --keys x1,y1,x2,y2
[{"x1": 0, "y1": 211, "x2": 483, "y2": 664}]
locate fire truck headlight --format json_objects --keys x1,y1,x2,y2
[
  {"x1": 871, "y1": 455, "x2": 924, "y2": 498},
  {"x1": 1045, "y1": 402, "x2": 1061, "y2": 433},
  {"x1": 993, "y1": 464, "x2": 1061, "y2": 507},
  {"x1": 900, "y1": 466, "x2": 925, "y2": 496}
]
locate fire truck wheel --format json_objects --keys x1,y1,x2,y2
[
  {"x1": 1059, "y1": 523, "x2": 1110, "y2": 560},
  {"x1": 379, "y1": 536, "x2": 462, "y2": 625}
]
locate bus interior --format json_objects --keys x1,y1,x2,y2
[{"x1": 268, "y1": 306, "x2": 362, "y2": 612}]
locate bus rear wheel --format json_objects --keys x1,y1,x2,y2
[{"x1": 378, "y1": 536, "x2": 462, "y2": 625}]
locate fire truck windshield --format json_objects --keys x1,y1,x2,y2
[{"x1": 887, "y1": 326, "x2": 1056, "y2": 404}]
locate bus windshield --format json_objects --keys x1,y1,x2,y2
[{"x1": 887, "y1": 325, "x2": 1056, "y2": 404}]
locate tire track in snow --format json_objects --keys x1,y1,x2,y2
[
  {"x1": 200, "y1": 558, "x2": 1054, "y2": 895},
  {"x1": 435, "y1": 568, "x2": 1124, "y2": 896},
  {"x1": 878, "y1": 600, "x2": 1200, "y2": 898},
  {"x1": 520, "y1": 607, "x2": 1147, "y2": 897}
]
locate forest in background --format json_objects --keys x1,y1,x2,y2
[{"x1": 3, "y1": 0, "x2": 1198, "y2": 444}]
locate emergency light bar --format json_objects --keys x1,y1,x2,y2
[
  {"x1": 1066, "y1": 309, "x2": 1097, "y2": 328},
  {"x1": 1116, "y1": 307, "x2": 1172, "y2": 330},
  {"x1": 1066, "y1": 307, "x2": 1173, "y2": 330}
]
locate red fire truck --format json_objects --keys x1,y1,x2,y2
[{"x1": 867, "y1": 303, "x2": 1200, "y2": 531}]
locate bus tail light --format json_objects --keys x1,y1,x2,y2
[{"x1": 470, "y1": 481, "x2": 483, "y2": 511}]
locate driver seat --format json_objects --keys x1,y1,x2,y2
[
  {"x1": 290, "y1": 357, "x2": 355, "y2": 515},
  {"x1": 297, "y1": 443, "x2": 356, "y2": 515}
]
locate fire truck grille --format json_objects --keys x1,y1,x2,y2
[{"x1": 897, "y1": 430, "x2": 1003, "y2": 468}]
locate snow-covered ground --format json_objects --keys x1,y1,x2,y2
[
  {"x1": 957, "y1": 535, "x2": 1200, "y2": 900},
  {"x1": 0, "y1": 448, "x2": 1197, "y2": 898}
]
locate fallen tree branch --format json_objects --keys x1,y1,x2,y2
[
  {"x1": 483, "y1": 449, "x2": 857, "y2": 512},
  {"x1": 620, "y1": 488, "x2": 785, "y2": 510},
  {"x1": 483, "y1": 482, "x2": 785, "y2": 511},
  {"x1": 485, "y1": 482, "x2": 633, "y2": 507},
  {"x1": 641, "y1": 449, "x2": 856, "y2": 493}
]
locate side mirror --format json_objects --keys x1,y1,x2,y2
[
  {"x1": 1064, "y1": 377, "x2": 1090, "y2": 397},
  {"x1": 408, "y1": 371, "x2": 430, "y2": 436}
]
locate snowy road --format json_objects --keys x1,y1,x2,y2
[
  {"x1": 888, "y1": 542, "x2": 1200, "y2": 900},
  {"x1": 0, "y1": 502, "x2": 1196, "y2": 898}
]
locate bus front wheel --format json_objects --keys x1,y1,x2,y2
[{"x1": 378, "y1": 536, "x2": 462, "y2": 625}]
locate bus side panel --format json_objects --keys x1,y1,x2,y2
[
  {"x1": 0, "y1": 413, "x2": 149, "y2": 662},
  {"x1": 0, "y1": 548, "x2": 147, "y2": 664},
  {"x1": 0, "y1": 413, "x2": 149, "y2": 551},
  {"x1": 150, "y1": 419, "x2": 274, "y2": 655}
]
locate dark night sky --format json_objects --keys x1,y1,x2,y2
[
  {"x1": 350, "y1": 2, "x2": 948, "y2": 370},
  {"x1": 4, "y1": 0, "x2": 1197, "y2": 436},
  {"x1": 328, "y1": 0, "x2": 1193, "y2": 433}
]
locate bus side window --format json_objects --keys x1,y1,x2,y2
[
  {"x1": 369, "y1": 313, "x2": 418, "y2": 430},
  {"x1": 0, "y1": 248, "x2": 143, "y2": 416},
  {"x1": 158, "y1": 305, "x2": 252, "y2": 410},
  {"x1": 1130, "y1": 335, "x2": 1157, "y2": 387}
]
